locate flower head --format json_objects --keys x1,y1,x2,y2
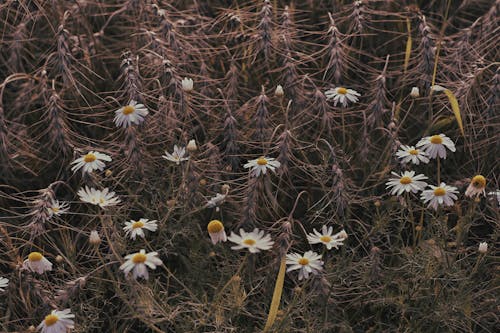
[
  {"x1": 70, "y1": 151, "x2": 111, "y2": 174},
  {"x1": 416, "y1": 134, "x2": 456, "y2": 159},
  {"x1": 23, "y1": 252, "x2": 53, "y2": 274},
  {"x1": 227, "y1": 228, "x2": 274, "y2": 253},
  {"x1": 243, "y1": 156, "x2": 280, "y2": 177},
  {"x1": 385, "y1": 171, "x2": 428, "y2": 196},
  {"x1": 325, "y1": 87, "x2": 360, "y2": 107},
  {"x1": 37, "y1": 309, "x2": 74, "y2": 333},
  {"x1": 410, "y1": 87, "x2": 420, "y2": 98},
  {"x1": 0, "y1": 277, "x2": 9, "y2": 292},
  {"x1": 119, "y1": 249, "x2": 163, "y2": 280},
  {"x1": 465, "y1": 175, "x2": 486, "y2": 198},
  {"x1": 162, "y1": 145, "x2": 189, "y2": 165},
  {"x1": 395, "y1": 145, "x2": 429, "y2": 165},
  {"x1": 114, "y1": 100, "x2": 149, "y2": 128},
  {"x1": 421, "y1": 182, "x2": 459, "y2": 210},
  {"x1": 286, "y1": 251, "x2": 324, "y2": 280},
  {"x1": 77, "y1": 187, "x2": 120, "y2": 208},
  {"x1": 182, "y1": 77, "x2": 193, "y2": 92},
  {"x1": 123, "y1": 218, "x2": 158, "y2": 240},
  {"x1": 207, "y1": 220, "x2": 227, "y2": 245},
  {"x1": 307, "y1": 225, "x2": 347, "y2": 250},
  {"x1": 47, "y1": 200, "x2": 70, "y2": 218}
]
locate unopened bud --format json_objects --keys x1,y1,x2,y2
[
  {"x1": 275, "y1": 84, "x2": 284, "y2": 97},
  {"x1": 187, "y1": 139, "x2": 197, "y2": 152},
  {"x1": 89, "y1": 230, "x2": 101, "y2": 245},
  {"x1": 55, "y1": 255, "x2": 64, "y2": 263},
  {"x1": 410, "y1": 87, "x2": 419, "y2": 98},
  {"x1": 181, "y1": 77, "x2": 193, "y2": 92},
  {"x1": 478, "y1": 242, "x2": 488, "y2": 254}
]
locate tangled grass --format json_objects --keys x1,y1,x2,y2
[{"x1": 0, "y1": 0, "x2": 498, "y2": 332}]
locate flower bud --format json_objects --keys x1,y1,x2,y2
[
  {"x1": 275, "y1": 84, "x2": 284, "y2": 97},
  {"x1": 181, "y1": 77, "x2": 193, "y2": 92},
  {"x1": 89, "y1": 230, "x2": 101, "y2": 245},
  {"x1": 478, "y1": 242, "x2": 488, "y2": 254},
  {"x1": 410, "y1": 87, "x2": 419, "y2": 98},
  {"x1": 187, "y1": 139, "x2": 197, "y2": 152}
]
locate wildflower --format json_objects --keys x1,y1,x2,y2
[
  {"x1": 77, "y1": 187, "x2": 120, "y2": 208},
  {"x1": 70, "y1": 151, "x2": 111, "y2": 174},
  {"x1": 89, "y1": 230, "x2": 101, "y2": 245},
  {"x1": 416, "y1": 134, "x2": 456, "y2": 159},
  {"x1": 275, "y1": 84, "x2": 284, "y2": 97},
  {"x1": 119, "y1": 249, "x2": 163, "y2": 280},
  {"x1": 181, "y1": 77, "x2": 193, "y2": 92},
  {"x1": 23, "y1": 252, "x2": 53, "y2": 274},
  {"x1": 410, "y1": 87, "x2": 420, "y2": 98},
  {"x1": 385, "y1": 171, "x2": 428, "y2": 196},
  {"x1": 465, "y1": 175, "x2": 486, "y2": 198},
  {"x1": 207, "y1": 220, "x2": 227, "y2": 245},
  {"x1": 243, "y1": 156, "x2": 281, "y2": 177},
  {"x1": 123, "y1": 218, "x2": 158, "y2": 240},
  {"x1": 47, "y1": 200, "x2": 69, "y2": 218},
  {"x1": 0, "y1": 277, "x2": 8, "y2": 292},
  {"x1": 162, "y1": 145, "x2": 189, "y2": 165},
  {"x1": 205, "y1": 193, "x2": 227, "y2": 208},
  {"x1": 324, "y1": 86, "x2": 360, "y2": 107},
  {"x1": 488, "y1": 190, "x2": 500, "y2": 205},
  {"x1": 114, "y1": 100, "x2": 149, "y2": 128},
  {"x1": 395, "y1": 145, "x2": 429, "y2": 165},
  {"x1": 186, "y1": 139, "x2": 197, "y2": 152},
  {"x1": 37, "y1": 309, "x2": 74, "y2": 333},
  {"x1": 307, "y1": 226, "x2": 347, "y2": 250},
  {"x1": 478, "y1": 242, "x2": 488, "y2": 254},
  {"x1": 286, "y1": 251, "x2": 324, "y2": 280},
  {"x1": 227, "y1": 228, "x2": 274, "y2": 253},
  {"x1": 421, "y1": 182, "x2": 459, "y2": 210}
]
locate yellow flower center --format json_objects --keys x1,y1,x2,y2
[
  {"x1": 337, "y1": 87, "x2": 348, "y2": 95},
  {"x1": 256, "y1": 158, "x2": 268, "y2": 166},
  {"x1": 298, "y1": 258, "x2": 309, "y2": 266},
  {"x1": 122, "y1": 105, "x2": 135, "y2": 115},
  {"x1": 44, "y1": 314, "x2": 59, "y2": 326},
  {"x1": 99, "y1": 198, "x2": 105, "y2": 204},
  {"x1": 409, "y1": 149, "x2": 419, "y2": 155},
  {"x1": 433, "y1": 187, "x2": 446, "y2": 196},
  {"x1": 83, "y1": 153, "x2": 96, "y2": 163},
  {"x1": 28, "y1": 252, "x2": 43, "y2": 262},
  {"x1": 243, "y1": 239, "x2": 256, "y2": 246},
  {"x1": 320, "y1": 236, "x2": 332, "y2": 243},
  {"x1": 471, "y1": 175, "x2": 486, "y2": 188},
  {"x1": 132, "y1": 221, "x2": 144, "y2": 229},
  {"x1": 207, "y1": 220, "x2": 224, "y2": 233},
  {"x1": 132, "y1": 253, "x2": 147, "y2": 264},
  {"x1": 399, "y1": 176, "x2": 412, "y2": 185},
  {"x1": 51, "y1": 207, "x2": 60, "y2": 213},
  {"x1": 430, "y1": 135, "x2": 443, "y2": 144}
]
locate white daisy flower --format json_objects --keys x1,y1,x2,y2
[
  {"x1": 207, "y1": 220, "x2": 227, "y2": 245},
  {"x1": 307, "y1": 226, "x2": 347, "y2": 250},
  {"x1": 395, "y1": 145, "x2": 430, "y2": 165},
  {"x1": 205, "y1": 193, "x2": 227, "y2": 208},
  {"x1": 488, "y1": 190, "x2": 500, "y2": 205},
  {"x1": 70, "y1": 151, "x2": 111, "y2": 174},
  {"x1": 162, "y1": 145, "x2": 189, "y2": 165},
  {"x1": 119, "y1": 249, "x2": 163, "y2": 280},
  {"x1": 416, "y1": 134, "x2": 456, "y2": 159},
  {"x1": 123, "y1": 218, "x2": 158, "y2": 240},
  {"x1": 421, "y1": 182, "x2": 459, "y2": 210},
  {"x1": 182, "y1": 77, "x2": 194, "y2": 92},
  {"x1": 324, "y1": 86, "x2": 361, "y2": 107},
  {"x1": 286, "y1": 251, "x2": 324, "y2": 281},
  {"x1": 47, "y1": 200, "x2": 70, "y2": 218},
  {"x1": 0, "y1": 277, "x2": 8, "y2": 292},
  {"x1": 465, "y1": 175, "x2": 486, "y2": 198},
  {"x1": 114, "y1": 100, "x2": 149, "y2": 128},
  {"x1": 227, "y1": 228, "x2": 274, "y2": 253},
  {"x1": 37, "y1": 308, "x2": 75, "y2": 333},
  {"x1": 23, "y1": 252, "x2": 53, "y2": 274},
  {"x1": 243, "y1": 156, "x2": 281, "y2": 177},
  {"x1": 385, "y1": 171, "x2": 428, "y2": 196},
  {"x1": 77, "y1": 187, "x2": 120, "y2": 208}
]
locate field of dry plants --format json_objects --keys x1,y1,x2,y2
[{"x1": 0, "y1": 0, "x2": 498, "y2": 332}]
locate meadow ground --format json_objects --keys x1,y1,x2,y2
[{"x1": 0, "y1": 1, "x2": 498, "y2": 332}]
